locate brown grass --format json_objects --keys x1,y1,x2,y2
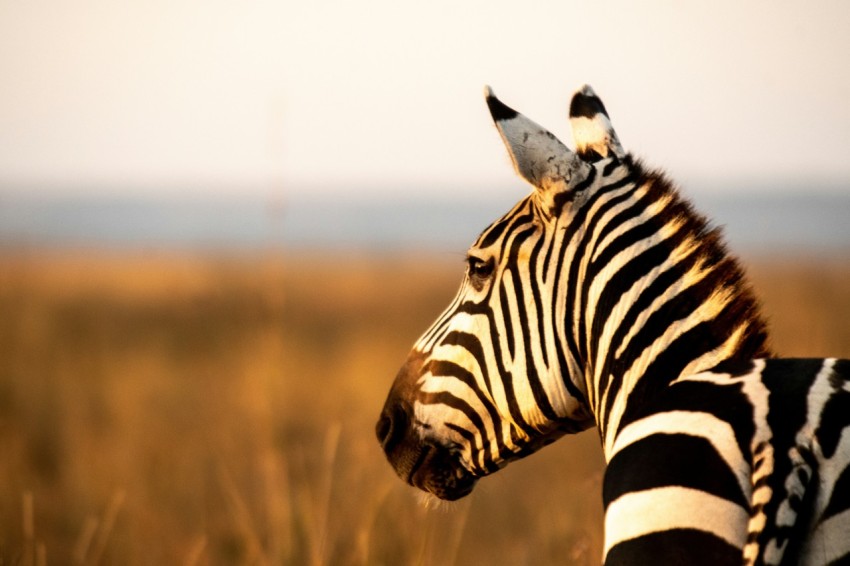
[{"x1": 0, "y1": 250, "x2": 848, "y2": 565}]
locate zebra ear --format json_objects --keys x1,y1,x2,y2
[
  {"x1": 569, "y1": 85, "x2": 625, "y2": 161},
  {"x1": 485, "y1": 86, "x2": 591, "y2": 200}
]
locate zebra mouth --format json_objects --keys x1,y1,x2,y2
[{"x1": 406, "y1": 442, "x2": 477, "y2": 501}]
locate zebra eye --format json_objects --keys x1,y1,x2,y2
[{"x1": 467, "y1": 256, "x2": 495, "y2": 281}]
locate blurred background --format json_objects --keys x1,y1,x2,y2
[{"x1": 1, "y1": 1, "x2": 849, "y2": 564}]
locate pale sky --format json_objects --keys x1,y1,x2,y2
[{"x1": 1, "y1": 1, "x2": 849, "y2": 200}]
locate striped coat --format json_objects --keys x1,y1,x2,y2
[{"x1": 377, "y1": 86, "x2": 850, "y2": 565}]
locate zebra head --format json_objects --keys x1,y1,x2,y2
[{"x1": 377, "y1": 86, "x2": 623, "y2": 500}]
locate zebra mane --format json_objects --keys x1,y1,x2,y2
[
  {"x1": 587, "y1": 155, "x2": 774, "y2": 439},
  {"x1": 629, "y1": 158, "x2": 772, "y2": 364},
  {"x1": 566, "y1": 86, "x2": 772, "y2": 379}
]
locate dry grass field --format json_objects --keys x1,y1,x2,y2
[{"x1": 1, "y1": 250, "x2": 849, "y2": 565}]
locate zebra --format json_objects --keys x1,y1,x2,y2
[{"x1": 376, "y1": 85, "x2": 850, "y2": 565}]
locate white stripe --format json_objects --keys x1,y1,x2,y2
[
  {"x1": 499, "y1": 271, "x2": 550, "y2": 430},
  {"x1": 415, "y1": 279, "x2": 467, "y2": 351},
  {"x1": 604, "y1": 486, "x2": 748, "y2": 560},
  {"x1": 604, "y1": 287, "x2": 736, "y2": 454},
  {"x1": 610, "y1": 411, "x2": 750, "y2": 498},
  {"x1": 804, "y1": 359, "x2": 836, "y2": 434},
  {"x1": 586, "y1": 205, "x2": 676, "y2": 330},
  {"x1": 679, "y1": 322, "x2": 748, "y2": 379},
  {"x1": 801, "y1": 507, "x2": 850, "y2": 565},
  {"x1": 612, "y1": 251, "x2": 713, "y2": 361},
  {"x1": 589, "y1": 183, "x2": 650, "y2": 264},
  {"x1": 811, "y1": 416, "x2": 850, "y2": 535},
  {"x1": 594, "y1": 237, "x2": 702, "y2": 417}
]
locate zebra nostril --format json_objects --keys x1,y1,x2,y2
[
  {"x1": 376, "y1": 414, "x2": 392, "y2": 445},
  {"x1": 376, "y1": 404, "x2": 409, "y2": 452}
]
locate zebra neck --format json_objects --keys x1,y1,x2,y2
[{"x1": 563, "y1": 162, "x2": 771, "y2": 457}]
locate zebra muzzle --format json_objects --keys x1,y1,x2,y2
[{"x1": 377, "y1": 353, "x2": 477, "y2": 500}]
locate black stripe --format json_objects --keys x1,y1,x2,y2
[
  {"x1": 615, "y1": 295, "x2": 759, "y2": 433},
  {"x1": 585, "y1": 191, "x2": 664, "y2": 277},
  {"x1": 505, "y1": 225, "x2": 558, "y2": 420},
  {"x1": 601, "y1": 264, "x2": 739, "y2": 430},
  {"x1": 569, "y1": 89, "x2": 610, "y2": 120},
  {"x1": 755, "y1": 359, "x2": 823, "y2": 557},
  {"x1": 441, "y1": 332, "x2": 496, "y2": 400},
  {"x1": 604, "y1": 433, "x2": 748, "y2": 509},
  {"x1": 419, "y1": 390, "x2": 484, "y2": 464},
  {"x1": 494, "y1": 217, "x2": 536, "y2": 362},
  {"x1": 477, "y1": 305, "x2": 537, "y2": 437},
  {"x1": 761, "y1": 359, "x2": 822, "y2": 441},
  {"x1": 605, "y1": 529, "x2": 741, "y2": 566},
  {"x1": 490, "y1": 353, "x2": 533, "y2": 437},
  {"x1": 498, "y1": 278, "x2": 515, "y2": 360},
  {"x1": 551, "y1": 176, "x2": 638, "y2": 407},
  {"x1": 587, "y1": 229, "x2": 674, "y2": 373},
  {"x1": 527, "y1": 226, "x2": 549, "y2": 367},
  {"x1": 583, "y1": 191, "x2": 674, "y2": 403},
  {"x1": 551, "y1": 164, "x2": 598, "y2": 215},
  {"x1": 486, "y1": 93, "x2": 519, "y2": 122},
  {"x1": 579, "y1": 199, "x2": 682, "y2": 364},
  {"x1": 602, "y1": 157, "x2": 622, "y2": 177},
  {"x1": 631, "y1": 380, "x2": 756, "y2": 467},
  {"x1": 816, "y1": 359, "x2": 850, "y2": 459},
  {"x1": 419, "y1": 282, "x2": 466, "y2": 348},
  {"x1": 578, "y1": 194, "x2": 662, "y2": 364},
  {"x1": 540, "y1": 224, "x2": 557, "y2": 282},
  {"x1": 604, "y1": 262, "x2": 730, "y2": 422},
  {"x1": 558, "y1": 178, "x2": 640, "y2": 369},
  {"x1": 426, "y1": 357, "x2": 500, "y2": 437},
  {"x1": 571, "y1": 162, "x2": 599, "y2": 194},
  {"x1": 478, "y1": 209, "x2": 533, "y2": 250},
  {"x1": 453, "y1": 293, "x2": 535, "y2": 438},
  {"x1": 585, "y1": 198, "x2": 667, "y2": 281}
]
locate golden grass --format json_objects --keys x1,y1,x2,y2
[{"x1": 0, "y1": 250, "x2": 848, "y2": 565}]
